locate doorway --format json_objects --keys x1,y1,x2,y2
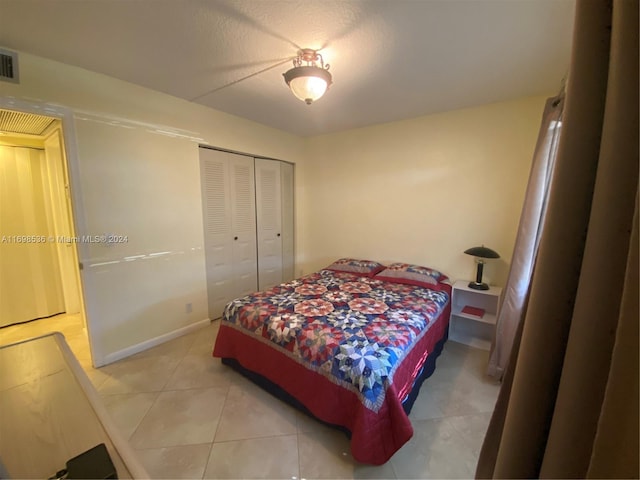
[{"x1": 0, "y1": 108, "x2": 91, "y2": 366}]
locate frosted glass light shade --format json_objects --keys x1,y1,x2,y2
[
  {"x1": 283, "y1": 66, "x2": 332, "y2": 105},
  {"x1": 289, "y1": 76, "x2": 328, "y2": 104}
]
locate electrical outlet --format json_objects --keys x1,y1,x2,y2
[{"x1": 185, "y1": 303, "x2": 192, "y2": 314}]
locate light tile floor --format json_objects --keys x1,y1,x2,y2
[{"x1": 0, "y1": 314, "x2": 501, "y2": 479}]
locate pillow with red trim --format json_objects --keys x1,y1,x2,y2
[
  {"x1": 374, "y1": 262, "x2": 449, "y2": 289},
  {"x1": 324, "y1": 258, "x2": 385, "y2": 277}
]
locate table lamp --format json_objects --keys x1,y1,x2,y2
[{"x1": 464, "y1": 246, "x2": 500, "y2": 290}]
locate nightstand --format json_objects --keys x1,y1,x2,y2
[{"x1": 449, "y1": 280, "x2": 502, "y2": 350}]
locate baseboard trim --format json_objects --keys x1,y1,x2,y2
[{"x1": 97, "y1": 318, "x2": 211, "y2": 366}]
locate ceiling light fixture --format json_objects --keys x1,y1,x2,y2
[{"x1": 283, "y1": 49, "x2": 332, "y2": 105}]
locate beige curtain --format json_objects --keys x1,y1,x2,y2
[
  {"x1": 476, "y1": 0, "x2": 638, "y2": 478},
  {"x1": 487, "y1": 96, "x2": 563, "y2": 379}
]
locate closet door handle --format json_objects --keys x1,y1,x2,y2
[
  {"x1": 277, "y1": 233, "x2": 281, "y2": 237},
  {"x1": 234, "y1": 236, "x2": 238, "y2": 240}
]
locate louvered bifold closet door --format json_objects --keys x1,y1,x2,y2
[
  {"x1": 255, "y1": 158, "x2": 283, "y2": 290},
  {"x1": 229, "y1": 155, "x2": 258, "y2": 298},
  {"x1": 199, "y1": 148, "x2": 257, "y2": 320},
  {"x1": 280, "y1": 162, "x2": 295, "y2": 282}
]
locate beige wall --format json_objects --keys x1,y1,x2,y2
[
  {"x1": 0, "y1": 49, "x2": 545, "y2": 364},
  {"x1": 301, "y1": 96, "x2": 546, "y2": 286},
  {"x1": 0, "y1": 51, "x2": 306, "y2": 364}
]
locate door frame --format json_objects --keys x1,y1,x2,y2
[{"x1": 0, "y1": 97, "x2": 98, "y2": 364}]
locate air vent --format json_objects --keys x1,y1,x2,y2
[
  {"x1": 0, "y1": 49, "x2": 19, "y2": 83},
  {"x1": 0, "y1": 109, "x2": 55, "y2": 135}
]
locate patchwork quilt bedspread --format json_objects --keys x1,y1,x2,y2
[{"x1": 212, "y1": 269, "x2": 451, "y2": 464}]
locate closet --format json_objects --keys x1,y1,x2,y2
[{"x1": 199, "y1": 147, "x2": 294, "y2": 320}]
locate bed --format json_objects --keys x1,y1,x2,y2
[{"x1": 212, "y1": 259, "x2": 451, "y2": 465}]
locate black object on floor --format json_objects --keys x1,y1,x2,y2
[{"x1": 64, "y1": 443, "x2": 118, "y2": 479}]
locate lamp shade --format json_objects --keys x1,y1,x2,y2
[
  {"x1": 283, "y1": 66, "x2": 332, "y2": 104},
  {"x1": 464, "y1": 246, "x2": 500, "y2": 259}
]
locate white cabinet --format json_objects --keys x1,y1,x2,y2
[
  {"x1": 200, "y1": 148, "x2": 294, "y2": 319},
  {"x1": 449, "y1": 280, "x2": 502, "y2": 350}
]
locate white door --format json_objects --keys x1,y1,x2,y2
[
  {"x1": 280, "y1": 162, "x2": 295, "y2": 282},
  {"x1": 255, "y1": 158, "x2": 283, "y2": 290},
  {"x1": 44, "y1": 128, "x2": 81, "y2": 314},
  {"x1": 200, "y1": 148, "x2": 257, "y2": 319}
]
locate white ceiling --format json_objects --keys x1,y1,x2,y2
[{"x1": 0, "y1": 0, "x2": 575, "y2": 137}]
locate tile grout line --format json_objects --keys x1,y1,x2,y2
[
  {"x1": 202, "y1": 323, "x2": 233, "y2": 479},
  {"x1": 124, "y1": 327, "x2": 214, "y2": 452},
  {"x1": 296, "y1": 429, "x2": 302, "y2": 480},
  {"x1": 158, "y1": 331, "x2": 202, "y2": 392},
  {"x1": 122, "y1": 391, "x2": 161, "y2": 444}
]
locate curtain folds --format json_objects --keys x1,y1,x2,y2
[
  {"x1": 476, "y1": 0, "x2": 639, "y2": 478},
  {"x1": 487, "y1": 96, "x2": 563, "y2": 380}
]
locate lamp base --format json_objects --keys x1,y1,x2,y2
[{"x1": 468, "y1": 282, "x2": 490, "y2": 290}]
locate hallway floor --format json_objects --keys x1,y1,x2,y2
[{"x1": 0, "y1": 312, "x2": 92, "y2": 368}]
